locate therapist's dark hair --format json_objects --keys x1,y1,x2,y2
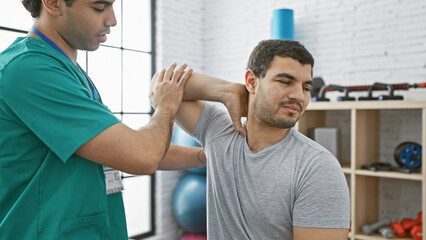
[
  {"x1": 247, "y1": 39, "x2": 315, "y2": 78},
  {"x1": 21, "y1": 0, "x2": 76, "y2": 18}
]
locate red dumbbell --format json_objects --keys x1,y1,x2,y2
[
  {"x1": 403, "y1": 212, "x2": 422, "y2": 230},
  {"x1": 391, "y1": 221, "x2": 406, "y2": 238},
  {"x1": 391, "y1": 212, "x2": 422, "y2": 238},
  {"x1": 410, "y1": 224, "x2": 422, "y2": 240}
]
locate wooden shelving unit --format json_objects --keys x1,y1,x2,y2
[{"x1": 296, "y1": 100, "x2": 426, "y2": 240}]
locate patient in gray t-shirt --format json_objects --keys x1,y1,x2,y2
[{"x1": 193, "y1": 103, "x2": 350, "y2": 240}]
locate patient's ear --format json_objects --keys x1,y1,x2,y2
[{"x1": 245, "y1": 70, "x2": 257, "y2": 94}]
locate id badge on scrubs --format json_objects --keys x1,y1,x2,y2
[{"x1": 103, "y1": 166, "x2": 124, "y2": 195}]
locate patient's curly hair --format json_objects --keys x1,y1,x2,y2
[{"x1": 247, "y1": 39, "x2": 314, "y2": 78}]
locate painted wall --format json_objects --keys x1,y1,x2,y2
[{"x1": 203, "y1": 0, "x2": 426, "y2": 101}]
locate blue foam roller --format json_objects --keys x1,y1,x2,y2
[{"x1": 271, "y1": 9, "x2": 294, "y2": 40}]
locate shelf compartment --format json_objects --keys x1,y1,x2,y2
[
  {"x1": 297, "y1": 110, "x2": 327, "y2": 136},
  {"x1": 353, "y1": 109, "x2": 380, "y2": 169},
  {"x1": 354, "y1": 175, "x2": 379, "y2": 236},
  {"x1": 298, "y1": 109, "x2": 352, "y2": 166}
]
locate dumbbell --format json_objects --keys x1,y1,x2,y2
[
  {"x1": 391, "y1": 212, "x2": 422, "y2": 238},
  {"x1": 410, "y1": 224, "x2": 423, "y2": 240},
  {"x1": 391, "y1": 221, "x2": 406, "y2": 237},
  {"x1": 362, "y1": 217, "x2": 391, "y2": 235},
  {"x1": 378, "y1": 227, "x2": 394, "y2": 239},
  {"x1": 403, "y1": 212, "x2": 422, "y2": 230}
]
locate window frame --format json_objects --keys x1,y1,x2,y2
[
  {"x1": 0, "y1": 26, "x2": 28, "y2": 34},
  {"x1": 120, "y1": 1, "x2": 156, "y2": 238}
]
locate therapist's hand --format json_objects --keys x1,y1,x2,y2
[{"x1": 150, "y1": 63, "x2": 193, "y2": 115}]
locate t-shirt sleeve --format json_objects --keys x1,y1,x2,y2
[
  {"x1": 1, "y1": 53, "x2": 119, "y2": 163},
  {"x1": 292, "y1": 152, "x2": 351, "y2": 229},
  {"x1": 192, "y1": 102, "x2": 232, "y2": 147}
]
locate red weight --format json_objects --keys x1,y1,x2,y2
[
  {"x1": 418, "y1": 212, "x2": 423, "y2": 223},
  {"x1": 391, "y1": 221, "x2": 406, "y2": 238},
  {"x1": 402, "y1": 212, "x2": 423, "y2": 231},
  {"x1": 404, "y1": 219, "x2": 421, "y2": 231},
  {"x1": 410, "y1": 225, "x2": 422, "y2": 240}
]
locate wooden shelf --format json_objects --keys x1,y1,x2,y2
[
  {"x1": 307, "y1": 100, "x2": 426, "y2": 110},
  {"x1": 342, "y1": 167, "x2": 351, "y2": 174},
  {"x1": 297, "y1": 100, "x2": 426, "y2": 240},
  {"x1": 355, "y1": 169, "x2": 422, "y2": 181},
  {"x1": 355, "y1": 233, "x2": 412, "y2": 240}
]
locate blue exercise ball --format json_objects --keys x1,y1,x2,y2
[
  {"x1": 187, "y1": 166, "x2": 206, "y2": 175},
  {"x1": 172, "y1": 125, "x2": 206, "y2": 175},
  {"x1": 173, "y1": 174, "x2": 206, "y2": 234},
  {"x1": 172, "y1": 125, "x2": 201, "y2": 147}
]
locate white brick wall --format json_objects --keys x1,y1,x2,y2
[
  {"x1": 151, "y1": 0, "x2": 426, "y2": 238},
  {"x1": 204, "y1": 0, "x2": 426, "y2": 100},
  {"x1": 156, "y1": 0, "x2": 205, "y2": 71}
]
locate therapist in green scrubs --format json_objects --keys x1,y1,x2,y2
[{"x1": 0, "y1": 0, "x2": 207, "y2": 239}]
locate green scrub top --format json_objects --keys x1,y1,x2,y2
[{"x1": 0, "y1": 37, "x2": 128, "y2": 239}]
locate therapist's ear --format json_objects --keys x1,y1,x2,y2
[{"x1": 41, "y1": 0, "x2": 62, "y2": 16}]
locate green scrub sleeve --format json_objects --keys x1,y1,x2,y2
[{"x1": 1, "y1": 52, "x2": 120, "y2": 163}]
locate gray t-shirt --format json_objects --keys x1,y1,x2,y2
[{"x1": 193, "y1": 103, "x2": 350, "y2": 240}]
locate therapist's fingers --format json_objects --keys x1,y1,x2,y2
[
  {"x1": 164, "y1": 63, "x2": 177, "y2": 81},
  {"x1": 156, "y1": 68, "x2": 166, "y2": 83},
  {"x1": 177, "y1": 68, "x2": 193, "y2": 87},
  {"x1": 171, "y1": 63, "x2": 188, "y2": 83}
]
